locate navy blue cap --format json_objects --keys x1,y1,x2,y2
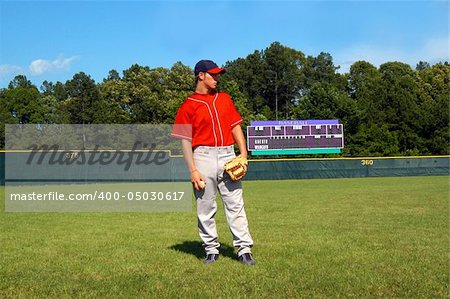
[{"x1": 194, "y1": 60, "x2": 226, "y2": 76}]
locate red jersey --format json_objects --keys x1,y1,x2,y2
[{"x1": 171, "y1": 92, "x2": 243, "y2": 148}]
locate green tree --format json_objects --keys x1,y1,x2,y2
[
  {"x1": 98, "y1": 77, "x2": 132, "y2": 123},
  {"x1": 348, "y1": 61, "x2": 384, "y2": 124},
  {"x1": 262, "y1": 42, "x2": 305, "y2": 119},
  {"x1": 117, "y1": 62, "x2": 194, "y2": 124},
  {"x1": 295, "y1": 81, "x2": 357, "y2": 129},
  {"x1": 378, "y1": 62, "x2": 424, "y2": 154},
  {"x1": 351, "y1": 123, "x2": 400, "y2": 156},
  {"x1": 163, "y1": 62, "x2": 195, "y2": 123},
  {"x1": 345, "y1": 61, "x2": 387, "y2": 155},
  {"x1": 296, "y1": 82, "x2": 341, "y2": 119},
  {"x1": 222, "y1": 51, "x2": 267, "y2": 114},
  {"x1": 0, "y1": 75, "x2": 64, "y2": 148},
  {"x1": 416, "y1": 63, "x2": 450, "y2": 154},
  {"x1": 0, "y1": 88, "x2": 18, "y2": 148},
  {"x1": 3, "y1": 75, "x2": 43, "y2": 124},
  {"x1": 416, "y1": 61, "x2": 430, "y2": 71},
  {"x1": 301, "y1": 52, "x2": 346, "y2": 92},
  {"x1": 105, "y1": 69, "x2": 120, "y2": 81},
  {"x1": 222, "y1": 42, "x2": 306, "y2": 120},
  {"x1": 121, "y1": 64, "x2": 163, "y2": 123},
  {"x1": 8, "y1": 75, "x2": 33, "y2": 89},
  {"x1": 63, "y1": 72, "x2": 101, "y2": 124},
  {"x1": 221, "y1": 79, "x2": 253, "y2": 126}
]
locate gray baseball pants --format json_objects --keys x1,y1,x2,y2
[{"x1": 193, "y1": 145, "x2": 254, "y2": 256}]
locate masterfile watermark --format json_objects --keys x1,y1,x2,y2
[
  {"x1": 4, "y1": 124, "x2": 193, "y2": 212},
  {"x1": 26, "y1": 141, "x2": 169, "y2": 171},
  {"x1": 5, "y1": 183, "x2": 192, "y2": 212}
]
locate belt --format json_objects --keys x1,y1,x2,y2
[{"x1": 193, "y1": 145, "x2": 234, "y2": 154}]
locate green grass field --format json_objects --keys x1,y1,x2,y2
[{"x1": 0, "y1": 176, "x2": 448, "y2": 298}]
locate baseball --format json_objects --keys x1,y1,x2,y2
[{"x1": 198, "y1": 180, "x2": 206, "y2": 189}]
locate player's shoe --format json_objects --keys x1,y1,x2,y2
[
  {"x1": 203, "y1": 254, "x2": 219, "y2": 264},
  {"x1": 239, "y1": 253, "x2": 255, "y2": 266}
]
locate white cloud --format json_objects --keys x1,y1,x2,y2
[
  {"x1": 29, "y1": 59, "x2": 52, "y2": 75},
  {"x1": 0, "y1": 64, "x2": 23, "y2": 79},
  {"x1": 335, "y1": 37, "x2": 449, "y2": 73},
  {"x1": 29, "y1": 55, "x2": 79, "y2": 75}
]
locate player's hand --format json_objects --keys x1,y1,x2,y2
[
  {"x1": 238, "y1": 155, "x2": 248, "y2": 171},
  {"x1": 191, "y1": 169, "x2": 206, "y2": 190}
]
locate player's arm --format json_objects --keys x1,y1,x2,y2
[
  {"x1": 181, "y1": 139, "x2": 205, "y2": 190},
  {"x1": 232, "y1": 125, "x2": 248, "y2": 160}
]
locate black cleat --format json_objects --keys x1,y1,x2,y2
[
  {"x1": 203, "y1": 254, "x2": 219, "y2": 264},
  {"x1": 239, "y1": 253, "x2": 255, "y2": 266}
]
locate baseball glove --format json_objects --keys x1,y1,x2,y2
[{"x1": 224, "y1": 156, "x2": 248, "y2": 181}]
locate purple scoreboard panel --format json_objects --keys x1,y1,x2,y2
[{"x1": 247, "y1": 120, "x2": 344, "y2": 155}]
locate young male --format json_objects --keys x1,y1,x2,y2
[{"x1": 171, "y1": 60, "x2": 255, "y2": 265}]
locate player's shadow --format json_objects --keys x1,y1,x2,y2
[{"x1": 169, "y1": 240, "x2": 238, "y2": 261}]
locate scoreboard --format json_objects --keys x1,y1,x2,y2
[{"x1": 247, "y1": 120, "x2": 344, "y2": 155}]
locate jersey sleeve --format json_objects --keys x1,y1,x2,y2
[
  {"x1": 227, "y1": 94, "x2": 243, "y2": 128},
  {"x1": 171, "y1": 102, "x2": 193, "y2": 141}
]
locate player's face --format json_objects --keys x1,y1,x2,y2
[{"x1": 203, "y1": 72, "x2": 219, "y2": 89}]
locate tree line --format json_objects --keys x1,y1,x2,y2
[{"x1": 1, "y1": 42, "x2": 448, "y2": 156}]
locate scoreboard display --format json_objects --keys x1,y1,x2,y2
[{"x1": 247, "y1": 120, "x2": 344, "y2": 155}]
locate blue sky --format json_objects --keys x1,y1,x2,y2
[{"x1": 0, "y1": 0, "x2": 448, "y2": 88}]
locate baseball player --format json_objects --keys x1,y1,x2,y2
[{"x1": 171, "y1": 60, "x2": 255, "y2": 265}]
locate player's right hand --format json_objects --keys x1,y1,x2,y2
[{"x1": 191, "y1": 169, "x2": 206, "y2": 190}]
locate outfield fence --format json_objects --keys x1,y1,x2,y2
[
  {"x1": 0, "y1": 152, "x2": 448, "y2": 185},
  {"x1": 246, "y1": 156, "x2": 449, "y2": 180}
]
